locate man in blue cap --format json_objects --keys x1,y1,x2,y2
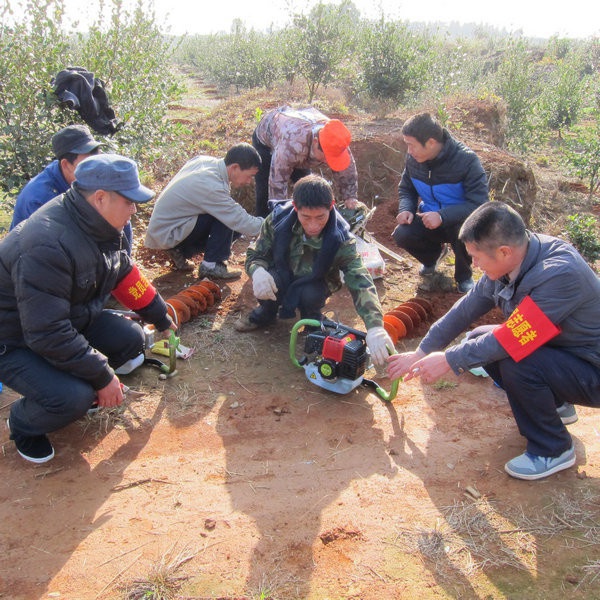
[
  {"x1": 0, "y1": 154, "x2": 174, "y2": 464},
  {"x1": 10, "y1": 124, "x2": 134, "y2": 252}
]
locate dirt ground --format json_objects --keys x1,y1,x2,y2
[
  {"x1": 2, "y1": 89, "x2": 600, "y2": 599},
  {"x1": 2, "y1": 206, "x2": 600, "y2": 600}
]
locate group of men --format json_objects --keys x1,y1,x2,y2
[{"x1": 2, "y1": 106, "x2": 599, "y2": 482}]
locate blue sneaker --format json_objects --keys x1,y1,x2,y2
[
  {"x1": 557, "y1": 403, "x2": 578, "y2": 425},
  {"x1": 505, "y1": 445, "x2": 575, "y2": 480}
]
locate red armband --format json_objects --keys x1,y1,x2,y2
[
  {"x1": 112, "y1": 264, "x2": 156, "y2": 311},
  {"x1": 493, "y1": 295, "x2": 560, "y2": 362}
]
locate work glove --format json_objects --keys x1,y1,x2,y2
[
  {"x1": 252, "y1": 266, "x2": 278, "y2": 301},
  {"x1": 366, "y1": 326, "x2": 394, "y2": 367}
]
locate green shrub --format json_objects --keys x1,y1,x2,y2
[
  {"x1": 287, "y1": 1, "x2": 359, "y2": 102},
  {"x1": 487, "y1": 37, "x2": 540, "y2": 152},
  {"x1": 0, "y1": 0, "x2": 185, "y2": 202},
  {"x1": 565, "y1": 213, "x2": 600, "y2": 264},
  {"x1": 562, "y1": 113, "x2": 600, "y2": 202},
  {"x1": 537, "y1": 47, "x2": 587, "y2": 137},
  {"x1": 182, "y1": 21, "x2": 284, "y2": 92},
  {"x1": 358, "y1": 17, "x2": 430, "y2": 106},
  {"x1": 0, "y1": 0, "x2": 73, "y2": 193},
  {"x1": 69, "y1": 0, "x2": 186, "y2": 163}
]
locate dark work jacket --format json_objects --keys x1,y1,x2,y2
[
  {"x1": 0, "y1": 188, "x2": 169, "y2": 389},
  {"x1": 52, "y1": 67, "x2": 121, "y2": 135},
  {"x1": 398, "y1": 130, "x2": 489, "y2": 227}
]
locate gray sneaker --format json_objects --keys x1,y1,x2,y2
[
  {"x1": 233, "y1": 315, "x2": 261, "y2": 332},
  {"x1": 504, "y1": 445, "x2": 575, "y2": 480},
  {"x1": 167, "y1": 248, "x2": 194, "y2": 271},
  {"x1": 557, "y1": 402, "x2": 578, "y2": 425},
  {"x1": 456, "y1": 278, "x2": 474, "y2": 294},
  {"x1": 198, "y1": 261, "x2": 241, "y2": 280},
  {"x1": 418, "y1": 244, "x2": 450, "y2": 276}
]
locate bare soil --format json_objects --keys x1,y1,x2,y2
[{"x1": 1, "y1": 86, "x2": 600, "y2": 600}]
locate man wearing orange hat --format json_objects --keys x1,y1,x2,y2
[{"x1": 252, "y1": 106, "x2": 359, "y2": 218}]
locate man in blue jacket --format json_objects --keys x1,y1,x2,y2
[
  {"x1": 10, "y1": 125, "x2": 134, "y2": 252},
  {"x1": 392, "y1": 113, "x2": 489, "y2": 293}
]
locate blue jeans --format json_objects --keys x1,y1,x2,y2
[
  {"x1": 175, "y1": 214, "x2": 235, "y2": 263},
  {"x1": 0, "y1": 311, "x2": 144, "y2": 438},
  {"x1": 482, "y1": 345, "x2": 600, "y2": 457},
  {"x1": 252, "y1": 131, "x2": 310, "y2": 218}
]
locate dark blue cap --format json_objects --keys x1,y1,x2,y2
[
  {"x1": 74, "y1": 154, "x2": 155, "y2": 203},
  {"x1": 52, "y1": 124, "x2": 102, "y2": 158}
]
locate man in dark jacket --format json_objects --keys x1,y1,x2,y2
[
  {"x1": 0, "y1": 154, "x2": 173, "y2": 464},
  {"x1": 392, "y1": 112, "x2": 489, "y2": 294},
  {"x1": 388, "y1": 202, "x2": 600, "y2": 480}
]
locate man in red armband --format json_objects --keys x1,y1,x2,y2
[
  {"x1": 387, "y1": 202, "x2": 600, "y2": 480},
  {"x1": 0, "y1": 154, "x2": 174, "y2": 464}
]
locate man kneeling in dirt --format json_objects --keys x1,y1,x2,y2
[
  {"x1": 0, "y1": 154, "x2": 174, "y2": 464},
  {"x1": 144, "y1": 143, "x2": 264, "y2": 279},
  {"x1": 387, "y1": 202, "x2": 600, "y2": 480},
  {"x1": 235, "y1": 174, "x2": 393, "y2": 368}
]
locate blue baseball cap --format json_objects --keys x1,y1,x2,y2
[{"x1": 74, "y1": 154, "x2": 155, "y2": 203}]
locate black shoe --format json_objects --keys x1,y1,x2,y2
[{"x1": 7, "y1": 419, "x2": 55, "y2": 464}]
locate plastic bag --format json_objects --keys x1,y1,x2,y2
[{"x1": 355, "y1": 236, "x2": 385, "y2": 279}]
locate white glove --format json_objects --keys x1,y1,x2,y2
[
  {"x1": 252, "y1": 266, "x2": 278, "y2": 301},
  {"x1": 366, "y1": 326, "x2": 394, "y2": 367}
]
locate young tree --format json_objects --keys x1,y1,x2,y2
[
  {"x1": 70, "y1": 0, "x2": 185, "y2": 163},
  {"x1": 538, "y1": 45, "x2": 587, "y2": 139},
  {"x1": 287, "y1": 1, "x2": 359, "y2": 102},
  {"x1": 563, "y1": 116, "x2": 600, "y2": 203},
  {"x1": 0, "y1": 0, "x2": 185, "y2": 200},
  {"x1": 358, "y1": 16, "x2": 431, "y2": 109},
  {"x1": 487, "y1": 37, "x2": 539, "y2": 151}
]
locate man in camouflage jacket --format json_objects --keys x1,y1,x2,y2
[
  {"x1": 235, "y1": 175, "x2": 392, "y2": 367},
  {"x1": 252, "y1": 105, "x2": 359, "y2": 218}
]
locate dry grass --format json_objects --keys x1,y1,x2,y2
[
  {"x1": 391, "y1": 489, "x2": 600, "y2": 588},
  {"x1": 120, "y1": 544, "x2": 197, "y2": 600},
  {"x1": 79, "y1": 385, "x2": 158, "y2": 437},
  {"x1": 184, "y1": 316, "x2": 259, "y2": 363}
]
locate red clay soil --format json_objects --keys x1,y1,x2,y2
[
  {"x1": 2, "y1": 202, "x2": 600, "y2": 600},
  {"x1": 1, "y1": 96, "x2": 599, "y2": 600}
]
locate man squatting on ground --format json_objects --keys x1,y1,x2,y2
[
  {"x1": 392, "y1": 112, "x2": 489, "y2": 294},
  {"x1": 144, "y1": 143, "x2": 263, "y2": 279},
  {"x1": 10, "y1": 124, "x2": 134, "y2": 253},
  {"x1": 235, "y1": 174, "x2": 393, "y2": 369},
  {"x1": 0, "y1": 154, "x2": 175, "y2": 464},
  {"x1": 387, "y1": 202, "x2": 600, "y2": 480},
  {"x1": 252, "y1": 105, "x2": 365, "y2": 223}
]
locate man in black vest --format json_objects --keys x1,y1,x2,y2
[{"x1": 235, "y1": 174, "x2": 392, "y2": 367}]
